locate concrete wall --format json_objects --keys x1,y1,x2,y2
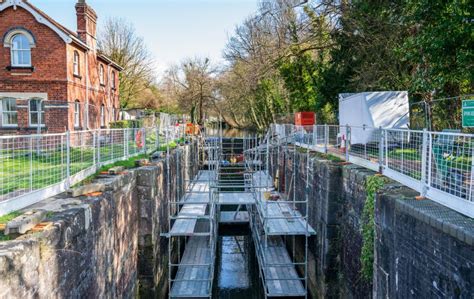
[{"x1": 0, "y1": 143, "x2": 197, "y2": 299}]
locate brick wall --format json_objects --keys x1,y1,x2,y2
[{"x1": 0, "y1": 4, "x2": 120, "y2": 134}]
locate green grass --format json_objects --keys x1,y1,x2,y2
[
  {"x1": 98, "y1": 153, "x2": 149, "y2": 173},
  {"x1": 0, "y1": 211, "x2": 22, "y2": 242},
  {"x1": 388, "y1": 148, "x2": 421, "y2": 161},
  {"x1": 0, "y1": 136, "x2": 182, "y2": 197},
  {"x1": 0, "y1": 142, "x2": 147, "y2": 196},
  {"x1": 0, "y1": 211, "x2": 22, "y2": 224}
]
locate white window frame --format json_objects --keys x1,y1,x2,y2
[
  {"x1": 11, "y1": 34, "x2": 32, "y2": 67},
  {"x1": 74, "y1": 100, "x2": 81, "y2": 128},
  {"x1": 0, "y1": 97, "x2": 18, "y2": 127},
  {"x1": 29, "y1": 98, "x2": 45, "y2": 127},
  {"x1": 3, "y1": 28, "x2": 36, "y2": 68},
  {"x1": 73, "y1": 51, "x2": 80, "y2": 76},
  {"x1": 99, "y1": 64, "x2": 105, "y2": 85},
  {"x1": 100, "y1": 105, "x2": 105, "y2": 127}
]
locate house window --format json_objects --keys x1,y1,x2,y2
[
  {"x1": 99, "y1": 64, "x2": 105, "y2": 85},
  {"x1": 111, "y1": 71, "x2": 116, "y2": 89},
  {"x1": 11, "y1": 34, "x2": 32, "y2": 67},
  {"x1": 73, "y1": 51, "x2": 80, "y2": 76},
  {"x1": 29, "y1": 98, "x2": 45, "y2": 127},
  {"x1": 74, "y1": 100, "x2": 80, "y2": 128},
  {"x1": 1, "y1": 98, "x2": 18, "y2": 127},
  {"x1": 100, "y1": 105, "x2": 105, "y2": 127}
]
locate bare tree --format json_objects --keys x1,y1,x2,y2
[
  {"x1": 164, "y1": 57, "x2": 217, "y2": 125},
  {"x1": 98, "y1": 17, "x2": 156, "y2": 108}
]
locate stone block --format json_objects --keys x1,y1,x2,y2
[
  {"x1": 136, "y1": 166, "x2": 158, "y2": 187},
  {"x1": 136, "y1": 186, "x2": 156, "y2": 201},
  {"x1": 70, "y1": 183, "x2": 105, "y2": 197},
  {"x1": 108, "y1": 166, "x2": 125, "y2": 175},
  {"x1": 5, "y1": 210, "x2": 46, "y2": 235},
  {"x1": 135, "y1": 159, "x2": 151, "y2": 167}
]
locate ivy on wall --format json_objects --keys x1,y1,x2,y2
[{"x1": 361, "y1": 175, "x2": 386, "y2": 281}]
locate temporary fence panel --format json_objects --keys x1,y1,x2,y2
[
  {"x1": 0, "y1": 124, "x2": 173, "y2": 216},
  {"x1": 291, "y1": 124, "x2": 474, "y2": 218}
]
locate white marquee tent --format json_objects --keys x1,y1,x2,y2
[{"x1": 339, "y1": 91, "x2": 410, "y2": 144}]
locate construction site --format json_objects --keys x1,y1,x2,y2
[
  {"x1": 0, "y1": 113, "x2": 473, "y2": 299},
  {"x1": 163, "y1": 122, "x2": 316, "y2": 298}
]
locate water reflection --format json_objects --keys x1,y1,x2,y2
[
  {"x1": 219, "y1": 236, "x2": 250, "y2": 289},
  {"x1": 214, "y1": 230, "x2": 263, "y2": 299}
]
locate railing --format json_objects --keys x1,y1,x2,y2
[
  {"x1": 273, "y1": 124, "x2": 474, "y2": 218},
  {"x1": 0, "y1": 124, "x2": 186, "y2": 215}
]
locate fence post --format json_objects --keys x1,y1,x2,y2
[
  {"x1": 420, "y1": 128, "x2": 428, "y2": 196},
  {"x1": 123, "y1": 128, "x2": 127, "y2": 158},
  {"x1": 97, "y1": 129, "x2": 101, "y2": 165},
  {"x1": 312, "y1": 125, "x2": 317, "y2": 148},
  {"x1": 156, "y1": 126, "x2": 160, "y2": 150},
  {"x1": 324, "y1": 124, "x2": 329, "y2": 154},
  {"x1": 143, "y1": 128, "x2": 147, "y2": 154},
  {"x1": 469, "y1": 145, "x2": 474, "y2": 202},
  {"x1": 378, "y1": 126, "x2": 384, "y2": 173},
  {"x1": 29, "y1": 137, "x2": 33, "y2": 192},
  {"x1": 92, "y1": 130, "x2": 96, "y2": 166},
  {"x1": 345, "y1": 125, "x2": 350, "y2": 161},
  {"x1": 124, "y1": 128, "x2": 129, "y2": 158},
  {"x1": 66, "y1": 131, "x2": 71, "y2": 188}
]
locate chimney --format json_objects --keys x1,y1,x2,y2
[{"x1": 75, "y1": 0, "x2": 98, "y2": 49}]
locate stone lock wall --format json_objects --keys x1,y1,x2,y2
[
  {"x1": 275, "y1": 148, "x2": 474, "y2": 299},
  {"x1": 1, "y1": 142, "x2": 472, "y2": 299},
  {"x1": 136, "y1": 144, "x2": 198, "y2": 298},
  {"x1": 0, "y1": 143, "x2": 198, "y2": 299},
  {"x1": 374, "y1": 186, "x2": 474, "y2": 298},
  {"x1": 278, "y1": 151, "x2": 373, "y2": 299},
  {"x1": 0, "y1": 171, "x2": 138, "y2": 298}
]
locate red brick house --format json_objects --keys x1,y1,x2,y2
[{"x1": 0, "y1": 0, "x2": 122, "y2": 134}]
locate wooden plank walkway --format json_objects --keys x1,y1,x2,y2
[
  {"x1": 262, "y1": 237, "x2": 305, "y2": 297},
  {"x1": 188, "y1": 181, "x2": 210, "y2": 193},
  {"x1": 194, "y1": 170, "x2": 216, "y2": 182},
  {"x1": 262, "y1": 202, "x2": 316, "y2": 236},
  {"x1": 170, "y1": 171, "x2": 212, "y2": 236},
  {"x1": 170, "y1": 236, "x2": 212, "y2": 298},
  {"x1": 218, "y1": 192, "x2": 255, "y2": 205}
]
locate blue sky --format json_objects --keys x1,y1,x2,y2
[{"x1": 30, "y1": 0, "x2": 258, "y2": 76}]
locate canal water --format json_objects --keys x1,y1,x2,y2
[
  {"x1": 213, "y1": 131, "x2": 264, "y2": 298},
  {"x1": 214, "y1": 225, "x2": 263, "y2": 299}
]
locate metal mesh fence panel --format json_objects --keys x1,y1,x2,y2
[
  {"x1": 385, "y1": 129, "x2": 424, "y2": 181},
  {"x1": 348, "y1": 126, "x2": 382, "y2": 167},
  {"x1": 428, "y1": 132, "x2": 473, "y2": 200},
  {"x1": 69, "y1": 130, "x2": 95, "y2": 176},
  {"x1": 98, "y1": 129, "x2": 125, "y2": 164}
]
